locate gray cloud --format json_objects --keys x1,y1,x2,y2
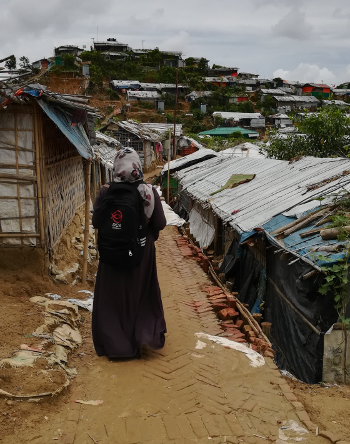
[
  {"x1": 0, "y1": 0, "x2": 350, "y2": 83},
  {"x1": 271, "y1": 8, "x2": 313, "y2": 40}
]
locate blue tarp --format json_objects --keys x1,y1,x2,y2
[
  {"x1": 262, "y1": 211, "x2": 346, "y2": 267},
  {"x1": 36, "y1": 99, "x2": 93, "y2": 159}
]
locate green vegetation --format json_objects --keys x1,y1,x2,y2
[
  {"x1": 187, "y1": 132, "x2": 247, "y2": 151},
  {"x1": 189, "y1": 88, "x2": 254, "y2": 114},
  {"x1": 79, "y1": 49, "x2": 208, "y2": 89},
  {"x1": 265, "y1": 105, "x2": 350, "y2": 160},
  {"x1": 5, "y1": 55, "x2": 16, "y2": 70}
]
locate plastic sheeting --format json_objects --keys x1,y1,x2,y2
[
  {"x1": 37, "y1": 100, "x2": 93, "y2": 159},
  {"x1": 188, "y1": 203, "x2": 215, "y2": 249},
  {"x1": 162, "y1": 201, "x2": 186, "y2": 227}
]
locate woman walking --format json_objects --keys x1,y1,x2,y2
[{"x1": 92, "y1": 147, "x2": 167, "y2": 359}]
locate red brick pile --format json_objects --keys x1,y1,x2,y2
[{"x1": 175, "y1": 236, "x2": 275, "y2": 359}]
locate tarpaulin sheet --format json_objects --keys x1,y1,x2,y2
[
  {"x1": 188, "y1": 206, "x2": 215, "y2": 249},
  {"x1": 264, "y1": 247, "x2": 338, "y2": 383},
  {"x1": 210, "y1": 174, "x2": 255, "y2": 196},
  {"x1": 36, "y1": 100, "x2": 93, "y2": 159}
]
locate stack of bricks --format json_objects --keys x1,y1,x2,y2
[{"x1": 176, "y1": 234, "x2": 275, "y2": 359}]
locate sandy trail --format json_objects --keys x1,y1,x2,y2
[{"x1": 1, "y1": 226, "x2": 331, "y2": 444}]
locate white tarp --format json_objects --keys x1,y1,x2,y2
[
  {"x1": 162, "y1": 201, "x2": 185, "y2": 227},
  {"x1": 189, "y1": 204, "x2": 215, "y2": 249}
]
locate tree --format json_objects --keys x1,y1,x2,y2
[
  {"x1": 19, "y1": 56, "x2": 31, "y2": 72},
  {"x1": 265, "y1": 105, "x2": 350, "y2": 160},
  {"x1": 5, "y1": 55, "x2": 16, "y2": 70}
]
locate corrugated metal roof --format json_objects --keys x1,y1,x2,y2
[
  {"x1": 199, "y1": 127, "x2": 260, "y2": 136},
  {"x1": 274, "y1": 95, "x2": 320, "y2": 103},
  {"x1": 212, "y1": 112, "x2": 264, "y2": 121},
  {"x1": 186, "y1": 91, "x2": 212, "y2": 100},
  {"x1": 162, "y1": 148, "x2": 218, "y2": 174},
  {"x1": 176, "y1": 156, "x2": 350, "y2": 236},
  {"x1": 37, "y1": 99, "x2": 93, "y2": 159},
  {"x1": 333, "y1": 89, "x2": 350, "y2": 94},
  {"x1": 127, "y1": 91, "x2": 160, "y2": 99},
  {"x1": 219, "y1": 143, "x2": 265, "y2": 159},
  {"x1": 141, "y1": 123, "x2": 183, "y2": 137},
  {"x1": 113, "y1": 120, "x2": 161, "y2": 142},
  {"x1": 261, "y1": 88, "x2": 286, "y2": 95}
]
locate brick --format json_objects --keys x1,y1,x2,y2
[
  {"x1": 187, "y1": 414, "x2": 208, "y2": 438},
  {"x1": 319, "y1": 430, "x2": 341, "y2": 443},
  {"x1": 231, "y1": 337, "x2": 247, "y2": 343},
  {"x1": 304, "y1": 420, "x2": 318, "y2": 432},
  {"x1": 243, "y1": 324, "x2": 253, "y2": 333},
  {"x1": 163, "y1": 415, "x2": 182, "y2": 439},
  {"x1": 236, "y1": 319, "x2": 244, "y2": 329},
  {"x1": 241, "y1": 399, "x2": 257, "y2": 412},
  {"x1": 336, "y1": 441, "x2": 350, "y2": 444},
  {"x1": 176, "y1": 415, "x2": 197, "y2": 440},
  {"x1": 201, "y1": 413, "x2": 220, "y2": 437},
  {"x1": 61, "y1": 433, "x2": 75, "y2": 444},
  {"x1": 284, "y1": 392, "x2": 297, "y2": 402},
  {"x1": 211, "y1": 303, "x2": 228, "y2": 312},
  {"x1": 218, "y1": 308, "x2": 239, "y2": 321},
  {"x1": 296, "y1": 410, "x2": 311, "y2": 423},
  {"x1": 279, "y1": 383, "x2": 293, "y2": 393},
  {"x1": 67, "y1": 409, "x2": 80, "y2": 422},
  {"x1": 291, "y1": 401, "x2": 304, "y2": 410},
  {"x1": 214, "y1": 415, "x2": 232, "y2": 436},
  {"x1": 225, "y1": 415, "x2": 246, "y2": 437},
  {"x1": 264, "y1": 350, "x2": 275, "y2": 359}
]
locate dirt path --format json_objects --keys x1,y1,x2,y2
[{"x1": 3, "y1": 226, "x2": 336, "y2": 444}]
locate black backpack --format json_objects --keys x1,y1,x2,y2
[{"x1": 95, "y1": 182, "x2": 147, "y2": 269}]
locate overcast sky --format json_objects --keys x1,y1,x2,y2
[{"x1": 1, "y1": 0, "x2": 350, "y2": 85}]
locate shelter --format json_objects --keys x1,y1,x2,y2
[
  {"x1": 168, "y1": 154, "x2": 350, "y2": 383},
  {"x1": 212, "y1": 112, "x2": 265, "y2": 129},
  {"x1": 100, "y1": 119, "x2": 160, "y2": 171},
  {"x1": 273, "y1": 95, "x2": 319, "y2": 111},
  {"x1": 198, "y1": 127, "x2": 260, "y2": 139},
  {"x1": 269, "y1": 113, "x2": 293, "y2": 128},
  {"x1": 126, "y1": 90, "x2": 161, "y2": 102},
  {"x1": 0, "y1": 84, "x2": 99, "y2": 280}
]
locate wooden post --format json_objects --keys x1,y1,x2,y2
[
  {"x1": 82, "y1": 160, "x2": 91, "y2": 283},
  {"x1": 33, "y1": 104, "x2": 45, "y2": 248},
  {"x1": 214, "y1": 215, "x2": 219, "y2": 255},
  {"x1": 167, "y1": 129, "x2": 171, "y2": 204},
  {"x1": 97, "y1": 159, "x2": 102, "y2": 190}
]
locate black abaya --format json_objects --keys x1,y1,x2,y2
[{"x1": 92, "y1": 187, "x2": 167, "y2": 358}]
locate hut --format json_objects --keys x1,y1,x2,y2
[
  {"x1": 0, "y1": 84, "x2": 99, "y2": 280},
  {"x1": 99, "y1": 119, "x2": 161, "y2": 172},
  {"x1": 167, "y1": 154, "x2": 350, "y2": 383}
]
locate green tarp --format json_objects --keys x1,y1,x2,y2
[{"x1": 210, "y1": 174, "x2": 255, "y2": 196}]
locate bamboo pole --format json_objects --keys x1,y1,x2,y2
[
  {"x1": 33, "y1": 104, "x2": 45, "y2": 248},
  {"x1": 167, "y1": 129, "x2": 171, "y2": 204},
  {"x1": 172, "y1": 69, "x2": 178, "y2": 160},
  {"x1": 0, "y1": 233, "x2": 40, "y2": 238},
  {"x1": 82, "y1": 160, "x2": 91, "y2": 283}
]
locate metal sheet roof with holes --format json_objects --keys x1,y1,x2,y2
[
  {"x1": 113, "y1": 120, "x2": 161, "y2": 142},
  {"x1": 93, "y1": 132, "x2": 120, "y2": 168},
  {"x1": 274, "y1": 95, "x2": 320, "y2": 103},
  {"x1": 141, "y1": 123, "x2": 183, "y2": 137},
  {"x1": 126, "y1": 90, "x2": 161, "y2": 99},
  {"x1": 261, "y1": 88, "x2": 287, "y2": 95},
  {"x1": 212, "y1": 112, "x2": 264, "y2": 121},
  {"x1": 175, "y1": 156, "x2": 350, "y2": 236},
  {"x1": 162, "y1": 148, "x2": 219, "y2": 175}
]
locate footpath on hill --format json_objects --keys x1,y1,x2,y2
[{"x1": 3, "y1": 226, "x2": 340, "y2": 444}]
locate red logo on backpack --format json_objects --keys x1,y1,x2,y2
[{"x1": 111, "y1": 210, "x2": 122, "y2": 224}]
